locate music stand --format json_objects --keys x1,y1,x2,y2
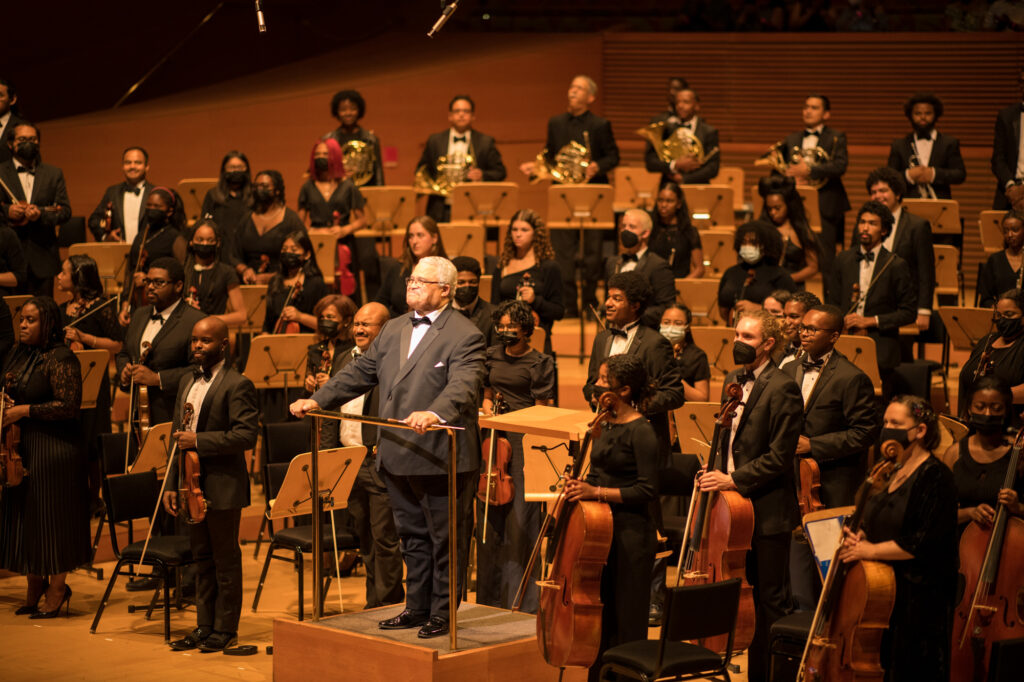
[
  {"x1": 676, "y1": 278, "x2": 722, "y2": 324},
  {"x1": 937, "y1": 306, "x2": 992, "y2": 376},
  {"x1": 236, "y1": 285, "x2": 268, "y2": 334},
  {"x1": 612, "y1": 166, "x2": 660, "y2": 213},
  {"x1": 69, "y1": 243, "x2": 130, "y2": 296},
  {"x1": 74, "y1": 349, "x2": 109, "y2": 410},
  {"x1": 449, "y1": 182, "x2": 519, "y2": 227},
  {"x1": 699, "y1": 228, "x2": 737, "y2": 279},
  {"x1": 802, "y1": 506, "x2": 854, "y2": 580},
  {"x1": 309, "y1": 232, "x2": 337, "y2": 289},
  {"x1": 681, "y1": 184, "x2": 733, "y2": 228},
  {"x1": 3, "y1": 295, "x2": 31, "y2": 323},
  {"x1": 357, "y1": 186, "x2": 416, "y2": 257},
  {"x1": 243, "y1": 334, "x2": 315, "y2": 392},
  {"x1": 690, "y1": 327, "x2": 737, "y2": 380},
  {"x1": 440, "y1": 222, "x2": 486, "y2": 265},
  {"x1": 671, "y1": 402, "x2": 718, "y2": 462},
  {"x1": 979, "y1": 210, "x2": 1004, "y2": 255},
  {"x1": 546, "y1": 184, "x2": 615, "y2": 362},
  {"x1": 128, "y1": 421, "x2": 174, "y2": 475},
  {"x1": 479, "y1": 274, "x2": 492, "y2": 303},
  {"x1": 177, "y1": 178, "x2": 217, "y2": 225},
  {"x1": 902, "y1": 198, "x2": 961, "y2": 237}
]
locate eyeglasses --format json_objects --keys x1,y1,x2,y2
[
  {"x1": 351, "y1": 321, "x2": 381, "y2": 329},
  {"x1": 798, "y1": 324, "x2": 836, "y2": 335},
  {"x1": 143, "y1": 278, "x2": 172, "y2": 289},
  {"x1": 405, "y1": 277, "x2": 442, "y2": 288}
]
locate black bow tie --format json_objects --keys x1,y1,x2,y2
[
  {"x1": 801, "y1": 358, "x2": 825, "y2": 372},
  {"x1": 622, "y1": 253, "x2": 638, "y2": 263},
  {"x1": 858, "y1": 250, "x2": 876, "y2": 263},
  {"x1": 802, "y1": 129, "x2": 819, "y2": 138},
  {"x1": 453, "y1": 135, "x2": 467, "y2": 144},
  {"x1": 784, "y1": 344, "x2": 800, "y2": 358},
  {"x1": 410, "y1": 315, "x2": 432, "y2": 327},
  {"x1": 16, "y1": 166, "x2": 34, "y2": 175},
  {"x1": 608, "y1": 327, "x2": 628, "y2": 338},
  {"x1": 193, "y1": 365, "x2": 212, "y2": 381},
  {"x1": 735, "y1": 371, "x2": 755, "y2": 385},
  {"x1": 125, "y1": 185, "x2": 141, "y2": 195},
  {"x1": 149, "y1": 313, "x2": 164, "y2": 324}
]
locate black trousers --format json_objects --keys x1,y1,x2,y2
[
  {"x1": 347, "y1": 462, "x2": 404, "y2": 608},
  {"x1": 382, "y1": 467, "x2": 475, "y2": 620},
  {"x1": 189, "y1": 507, "x2": 243, "y2": 633},
  {"x1": 746, "y1": 531, "x2": 793, "y2": 682},
  {"x1": 819, "y1": 209, "x2": 845, "y2": 299},
  {"x1": 551, "y1": 228, "x2": 607, "y2": 314}
]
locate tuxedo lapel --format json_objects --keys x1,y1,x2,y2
[
  {"x1": 803, "y1": 353, "x2": 839, "y2": 413},
  {"x1": 737, "y1": 367, "x2": 771, "y2": 432},
  {"x1": 112, "y1": 185, "x2": 128, "y2": 230},
  {"x1": 196, "y1": 370, "x2": 227, "y2": 431},
  {"x1": 394, "y1": 309, "x2": 448, "y2": 387},
  {"x1": 149, "y1": 302, "x2": 184, "y2": 349},
  {"x1": 0, "y1": 163, "x2": 25, "y2": 202}
]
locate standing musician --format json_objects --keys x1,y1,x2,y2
[
  {"x1": 87, "y1": 146, "x2": 153, "y2": 243},
  {"x1": 887, "y1": 92, "x2": 966, "y2": 200},
  {"x1": 643, "y1": 87, "x2": 720, "y2": 186},
  {"x1": 450, "y1": 256, "x2": 497, "y2": 349},
  {"x1": 262, "y1": 231, "x2": 328, "y2": 335},
  {"x1": 659, "y1": 303, "x2": 710, "y2": 402},
  {"x1": 957, "y1": 288, "x2": 1024, "y2": 418},
  {"x1": 164, "y1": 317, "x2": 259, "y2": 653},
  {"x1": 182, "y1": 220, "x2": 246, "y2": 326},
  {"x1": 777, "y1": 290, "x2": 822, "y2": 366},
  {"x1": 0, "y1": 76, "x2": 27, "y2": 165},
  {"x1": 519, "y1": 75, "x2": 619, "y2": 319},
  {"x1": 416, "y1": 95, "x2": 506, "y2": 223},
  {"x1": 650, "y1": 76, "x2": 689, "y2": 128},
  {"x1": 698, "y1": 309, "x2": 803, "y2": 682},
  {"x1": 717, "y1": 221, "x2": 797, "y2": 325},
  {"x1": 323, "y1": 89, "x2": 385, "y2": 187},
  {"x1": 565, "y1": 354, "x2": 658, "y2": 682},
  {"x1": 838, "y1": 395, "x2": 958, "y2": 682},
  {"x1": 200, "y1": 151, "x2": 252, "y2": 270},
  {"x1": 991, "y1": 68, "x2": 1024, "y2": 211},
  {"x1": 116, "y1": 258, "x2": 206, "y2": 427},
  {"x1": 977, "y1": 209, "x2": 1024, "y2": 309},
  {"x1": 290, "y1": 256, "x2": 485, "y2": 640},
  {"x1": 604, "y1": 209, "x2": 677, "y2": 329}
]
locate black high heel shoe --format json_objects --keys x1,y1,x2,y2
[
  {"x1": 30, "y1": 585, "x2": 71, "y2": 619},
  {"x1": 15, "y1": 579, "x2": 49, "y2": 615}
]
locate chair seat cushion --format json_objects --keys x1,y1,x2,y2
[
  {"x1": 770, "y1": 611, "x2": 813, "y2": 640},
  {"x1": 121, "y1": 536, "x2": 193, "y2": 564},
  {"x1": 273, "y1": 526, "x2": 360, "y2": 551},
  {"x1": 602, "y1": 639, "x2": 723, "y2": 678}
]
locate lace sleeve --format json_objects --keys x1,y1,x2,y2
[{"x1": 29, "y1": 347, "x2": 82, "y2": 420}]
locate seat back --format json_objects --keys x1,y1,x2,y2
[
  {"x1": 663, "y1": 578, "x2": 742, "y2": 645},
  {"x1": 98, "y1": 432, "x2": 134, "y2": 478},
  {"x1": 264, "y1": 420, "x2": 312, "y2": 464},
  {"x1": 103, "y1": 470, "x2": 161, "y2": 557}
]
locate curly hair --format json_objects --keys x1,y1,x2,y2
[
  {"x1": 738, "y1": 308, "x2": 783, "y2": 351},
  {"x1": 23, "y1": 296, "x2": 65, "y2": 349},
  {"x1": 498, "y1": 209, "x2": 556, "y2": 269},
  {"x1": 603, "y1": 354, "x2": 653, "y2": 412},
  {"x1": 492, "y1": 299, "x2": 535, "y2": 339},
  {"x1": 330, "y1": 89, "x2": 366, "y2": 119},
  {"x1": 607, "y1": 271, "x2": 652, "y2": 311},
  {"x1": 856, "y1": 201, "x2": 895, "y2": 238},
  {"x1": 789, "y1": 290, "x2": 822, "y2": 312},
  {"x1": 734, "y1": 220, "x2": 784, "y2": 264},
  {"x1": 865, "y1": 167, "x2": 907, "y2": 200},
  {"x1": 888, "y1": 394, "x2": 941, "y2": 451},
  {"x1": 903, "y1": 92, "x2": 944, "y2": 121}
]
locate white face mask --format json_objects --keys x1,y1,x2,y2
[
  {"x1": 739, "y1": 245, "x2": 762, "y2": 265},
  {"x1": 660, "y1": 324, "x2": 687, "y2": 343}
]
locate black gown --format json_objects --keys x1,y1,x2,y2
[
  {"x1": 183, "y1": 259, "x2": 240, "y2": 316},
  {"x1": 492, "y1": 259, "x2": 565, "y2": 342},
  {"x1": 234, "y1": 209, "x2": 306, "y2": 276},
  {"x1": 957, "y1": 333, "x2": 1024, "y2": 416},
  {"x1": 298, "y1": 178, "x2": 369, "y2": 298},
  {"x1": 475, "y1": 345, "x2": 555, "y2": 612},
  {"x1": 976, "y1": 250, "x2": 1020, "y2": 309},
  {"x1": 952, "y1": 437, "x2": 1024, "y2": 533},
  {"x1": 647, "y1": 215, "x2": 702, "y2": 278},
  {"x1": 859, "y1": 456, "x2": 958, "y2": 682},
  {"x1": 0, "y1": 344, "x2": 87, "y2": 575}
]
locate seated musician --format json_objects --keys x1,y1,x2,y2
[
  {"x1": 605, "y1": 209, "x2": 676, "y2": 329},
  {"x1": 943, "y1": 376, "x2": 1024, "y2": 535},
  {"x1": 763, "y1": 289, "x2": 790, "y2": 321},
  {"x1": 697, "y1": 308, "x2": 803, "y2": 682},
  {"x1": 659, "y1": 303, "x2": 710, "y2": 401},
  {"x1": 182, "y1": 220, "x2": 245, "y2": 327},
  {"x1": 838, "y1": 395, "x2": 958, "y2": 682},
  {"x1": 977, "y1": 209, "x2": 1024, "y2": 308},
  {"x1": 376, "y1": 216, "x2": 448, "y2": 319},
  {"x1": 886, "y1": 92, "x2": 966, "y2": 200},
  {"x1": 826, "y1": 201, "x2": 915, "y2": 392},
  {"x1": 866, "y1": 167, "x2": 935, "y2": 332},
  {"x1": 416, "y1": 95, "x2": 506, "y2": 223},
  {"x1": 717, "y1": 221, "x2": 797, "y2": 324},
  {"x1": 262, "y1": 231, "x2": 328, "y2": 335},
  {"x1": 643, "y1": 87, "x2": 720, "y2": 186},
  {"x1": 476, "y1": 300, "x2": 555, "y2": 613},
  {"x1": 957, "y1": 288, "x2": 1024, "y2": 417},
  {"x1": 164, "y1": 317, "x2": 259, "y2": 653},
  {"x1": 758, "y1": 176, "x2": 820, "y2": 289},
  {"x1": 234, "y1": 170, "x2": 307, "y2": 286},
  {"x1": 119, "y1": 187, "x2": 188, "y2": 325},
  {"x1": 648, "y1": 182, "x2": 703, "y2": 279},
  {"x1": 777, "y1": 290, "x2": 822, "y2": 365},
  {"x1": 87, "y1": 146, "x2": 153, "y2": 243},
  {"x1": 322, "y1": 89, "x2": 384, "y2": 186},
  {"x1": 565, "y1": 354, "x2": 657, "y2": 682},
  {"x1": 450, "y1": 256, "x2": 496, "y2": 348},
  {"x1": 303, "y1": 294, "x2": 357, "y2": 394}
]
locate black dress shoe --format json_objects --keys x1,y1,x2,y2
[
  {"x1": 648, "y1": 603, "x2": 664, "y2": 627},
  {"x1": 169, "y1": 627, "x2": 212, "y2": 651},
  {"x1": 378, "y1": 609, "x2": 429, "y2": 630},
  {"x1": 125, "y1": 576, "x2": 162, "y2": 592},
  {"x1": 417, "y1": 616, "x2": 449, "y2": 639},
  {"x1": 198, "y1": 631, "x2": 237, "y2": 653}
]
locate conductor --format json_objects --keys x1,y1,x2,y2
[{"x1": 290, "y1": 256, "x2": 485, "y2": 639}]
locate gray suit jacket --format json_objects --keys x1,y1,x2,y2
[{"x1": 311, "y1": 305, "x2": 485, "y2": 476}]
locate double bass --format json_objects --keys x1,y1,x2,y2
[
  {"x1": 797, "y1": 440, "x2": 901, "y2": 681},
  {"x1": 952, "y1": 426, "x2": 1024, "y2": 682},
  {"x1": 478, "y1": 391, "x2": 513, "y2": 543},
  {"x1": 675, "y1": 382, "x2": 756, "y2": 652}
]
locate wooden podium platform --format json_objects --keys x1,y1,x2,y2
[{"x1": 273, "y1": 603, "x2": 582, "y2": 681}]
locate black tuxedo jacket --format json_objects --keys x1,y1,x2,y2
[
  {"x1": 0, "y1": 160, "x2": 72, "y2": 280},
  {"x1": 115, "y1": 300, "x2": 208, "y2": 425},
  {"x1": 420, "y1": 129, "x2": 506, "y2": 221},
  {"x1": 583, "y1": 324, "x2": 684, "y2": 464},
  {"x1": 780, "y1": 350, "x2": 878, "y2": 507},
  {"x1": 544, "y1": 110, "x2": 619, "y2": 184},
  {"x1": 780, "y1": 126, "x2": 850, "y2": 217},
  {"x1": 311, "y1": 305, "x2": 485, "y2": 476},
  {"x1": 991, "y1": 103, "x2": 1021, "y2": 210},
  {"x1": 604, "y1": 251, "x2": 677, "y2": 329},
  {"x1": 886, "y1": 132, "x2": 966, "y2": 200},
  {"x1": 722, "y1": 364, "x2": 803, "y2": 537},
  {"x1": 826, "y1": 247, "x2": 916, "y2": 372},
  {"x1": 87, "y1": 181, "x2": 153, "y2": 240},
  {"x1": 0, "y1": 114, "x2": 29, "y2": 164},
  {"x1": 889, "y1": 209, "x2": 935, "y2": 311},
  {"x1": 166, "y1": 366, "x2": 258, "y2": 511},
  {"x1": 643, "y1": 116, "x2": 720, "y2": 185}
]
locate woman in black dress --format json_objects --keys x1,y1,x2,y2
[
  {"x1": 262, "y1": 231, "x2": 329, "y2": 334},
  {"x1": 375, "y1": 216, "x2": 448, "y2": 318},
  {"x1": 201, "y1": 150, "x2": 253, "y2": 252},
  {"x1": 475, "y1": 300, "x2": 555, "y2": 612},
  {"x1": 976, "y1": 210, "x2": 1024, "y2": 308},
  {"x1": 565, "y1": 354, "x2": 658, "y2": 682},
  {"x1": 303, "y1": 294, "x2": 357, "y2": 395},
  {"x1": 119, "y1": 187, "x2": 188, "y2": 325},
  {"x1": 659, "y1": 303, "x2": 710, "y2": 401},
  {"x1": 235, "y1": 170, "x2": 307, "y2": 285},
  {"x1": 183, "y1": 220, "x2": 245, "y2": 327},
  {"x1": 958, "y1": 288, "x2": 1024, "y2": 417},
  {"x1": 647, "y1": 182, "x2": 704, "y2": 279},
  {"x1": 0, "y1": 296, "x2": 85, "y2": 618},
  {"x1": 839, "y1": 395, "x2": 958, "y2": 682},
  {"x1": 758, "y1": 175, "x2": 820, "y2": 288},
  {"x1": 717, "y1": 220, "x2": 797, "y2": 324}
]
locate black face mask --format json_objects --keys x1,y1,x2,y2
[
  {"x1": 254, "y1": 188, "x2": 276, "y2": 204},
  {"x1": 190, "y1": 243, "x2": 217, "y2": 259},
  {"x1": 732, "y1": 340, "x2": 758, "y2": 365},
  {"x1": 144, "y1": 208, "x2": 168, "y2": 227},
  {"x1": 969, "y1": 413, "x2": 1005, "y2": 435},
  {"x1": 497, "y1": 330, "x2": 520, "y2": 346},
  {"x1": 620, "y1": 230, "x2": 639, "y2": 248},
  {"x1": 15, "y1": 141, "x2": 39, "y2": 160},
  {"x1": 313, "y1": 157, "x2": 329, "y2": 172},
  {"x1": 317, "y1": 319, "x2": 340, "y2": 338},
  {"x1": 879, "y1": 427, "x2": 913, "y2": 448},
  {"x1": 995, "y1": 316, "x2": 1023, "y2": 340},
  {"x1": 454, "y1": 285, "x2": 478, "y2": 306},
  {"x1": 280, "y1": 252, "x2": 304, "y2": 271},
  {"x1": 225, "y1": 170, "x2": 247, "y2": 186}
]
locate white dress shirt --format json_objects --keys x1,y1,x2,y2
[
  {"x1": 140, "y1": 299, "x2": 180, "y2": 356},
  {"x1": 856, "y1": 244, "x2": 882, "y2": 316},
  {"x1": 409, "y1": 306, "x2": 445, "y2": 358},
  {"x1": 13, "y1": 159, "x2": 34, "y2": 202},
  {"x1": 798, "y1": 350, "x2": 831, "y2": 405},
  {"x1": 122, "y1": 182, "x2": 146, "y2": 244},
  {"x1": 339, "y1": 346, "x2": 368, "y2": 447},
  {"x1": 447, "y1": 128, "x2": 471, "y2": 162},
  {"x1": 727, "y1": 358, "x2": 770, "y2": 473},
  {"x1": 619, "y1": 247, "x2": 647, "y2": 274},
  {"x1": 608, "y1": 319, "x2": 641, "y2": 357},
  {"x1": 802, "y1": 125, "x2": 824, "y2": 152},
  {"x1": 182, "y1": 359, "x2": 225, "y2": 430}
]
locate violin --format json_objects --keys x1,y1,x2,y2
[
  {"x1": 120, "y1": 221, "x2": 152, "y2": 314},
  {"x1": 952, "y1": 426, "x2": 1024, "y2": 682},
  {"x1": 970, "y1": 317, "x2": 1000, "y2": 393},
  {"x1": 333, "y1": 209, "x2": 357, "y2": 297},
  {"x1": 177, "y1": 401, "x2": 207, "y2": 524},
  {"x1": 273, "y1": 273, "x2": 304, "y2": 334},
  {"x1": 184, "y1": 284, "x2": 201, "y2": 310},
  {"x1": 0, "y1": 373, "x2": 25, "y2": 487},
  {"x1": 63, "y1": 296, "x2": 115, "y2": 351},
  {"x1": 797, "y1": 440, "x2": 902, "y2": 681},
  {"x1": 123, "y1": 340, "x2": 152, "y2": 472},
  {"x1": 512, "y1": 392, "x2": 616, "y2": 670},
  {"x1": 676, "y1": 382, "x2": 756, "y2": 652},
  {"x1": 478, "y1": 392, "x2": 514, "y2": 543},
  {"x1": 101, "y1": 201, "x2": 122, "y2": 242}
]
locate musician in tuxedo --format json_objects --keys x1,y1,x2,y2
[
  {"x1": 116, "y1": 257, "x2": 207, "y2": 426},
  {"x1": 417, "y1": 95, "x2": 506, "y2": 223},
  {"x1": 866, "y1": 167, "x2": 935, "y2": 332},
  {"x1": 290, "y1": 256, "x2": 485, "y2": 639},
  {"x1": 519, "y1": 75, "x2": 620, "y2": 317},
  {"x1": 583, "y1": 271, "x2": 684, "y2": 466},
  {"x1": 826, "y1": 202, "x2": 916, "y2": 393},
  {"x1": 777, "y1": 290, "x2": 822, "y2": 366},
  {"x1": 886, "y1": 93, "x2": 966, "y2": 201},
  {"x1": 0, "y1": 77, "x2": 27, "y2": 165},
  {"x1": 164, "y1": 316, "x2": 259, "y2": 653},
  {"x1": 604, "y1": 209, "x2": 676, "y2": 329},
  {"x1": 450, "y1": 256, "x2": 496, "y2": 348},
  {"x1": 643, "y1": 87, "x2": 720, "y2": 186},
  {"x1": 323, "y1": 89, "x2": 384, "y2": 186},
  {"x1": 87, "y1": 146, "x2": 153, "y2": 243},
  {"x1": 649, "y1": 76, "x2": 689, "y2": 127},
  {"x1": 778, "y1": 95, "x2": 850, "y2": 276},
  {"x1": 990, "y1": 68, "x2": 1024, "y2": 211},
  {"x1": 0, "y1": 122, "x2": 71, "y2": 296},
  {"x1": 698, "y1": 309, "x2": 803, "y2": 682}
]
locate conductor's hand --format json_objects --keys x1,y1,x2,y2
[
  {"x1": 290, "y1": 398, "x2": 321, "y2": 419},
  {"x1": 163, "y1": 491, "x2": 178, "y2": 515},
  {"x1": 173, "y1": 431, "x2": 197, "y2": 450},
  {"x1": 403, "y1": 411, "x2": 439, "y2": 434}
]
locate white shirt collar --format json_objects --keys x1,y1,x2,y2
[
  {"x1": 750, "y1": 357, "x2": 770, "y2": 379},
  {"x1": 806, "y1": 124, "x2": 824, "y2": 134},
  {"x1": 413, "y1": 304, "x2": 447, "y2": 323},
  {"x1": 153, "y1": 298, "x2": 181, "y2": 321}
]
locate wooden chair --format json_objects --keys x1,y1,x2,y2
[
  {"x1": 479, "y1": 274, "x2": 492, "y2": 303},
  {"x1": 3, "y1": 294, "x2": 31, "y2": 323},
  {"x1": 903, "y1": 198, "x2": 961, "y2": 237},
  {"x1": 235, "y1": 284, "x2": 268, "y2": 333},
  {"x1": 675, "y1": 278, "x2": 721, "y2": 325},
  {"x1": 713, "y1": 165, "x2": 750, "y2": 217},
  {"x1": 612, "y1": 166, "x2": 661, "y2": 213},
  {"x1": 357, "y1": 186, "x2": 416, "y2": 256},
  {"x1": 699, "y1": 229, "x2": 736, "y2": 279},
  {"x1": 979, "y1": 210, "x2": 1004, "y2": 255},
  {"x1": 690, "y1": 326, "x2": 737, "y2": 380},
  {"x1": 934, "y1": 244, "x2": 961, "y2": 304},
  {"x1": 440, "y1": 222, "x2": 486, "y2": 266},
  {"x1": 835, "y1": 335, "x2": 882, "y2": 396}
]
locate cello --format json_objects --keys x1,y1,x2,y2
[
  {"x1": 675, "y1": 382, "x2": 756, "y2": 652},
  {"x1": 952, "y1": 426, "x2": 1024, "y2": 682},
  {"x1": 478, "y1": 391, "x2": 514, "y2": 543},
  {"x1": 797, "y1": 440, "x2": 901, "y2": 681}
]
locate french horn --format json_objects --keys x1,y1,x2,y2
[
  {"x1": 528, "y1": 131, "x2": 591, "y2": 185},
  {"x1": 636, "y1": 121, "x2": 719, "y2": 168},
  {"x1": 413, "y1": 137, "x2": 476, "y2": 197},
  {"x1": 342, "y1": 139, "x2": 375, "y2": 187},
  {"x1": 754, "y1": 141, "x2": 829, "y2": 190}
]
